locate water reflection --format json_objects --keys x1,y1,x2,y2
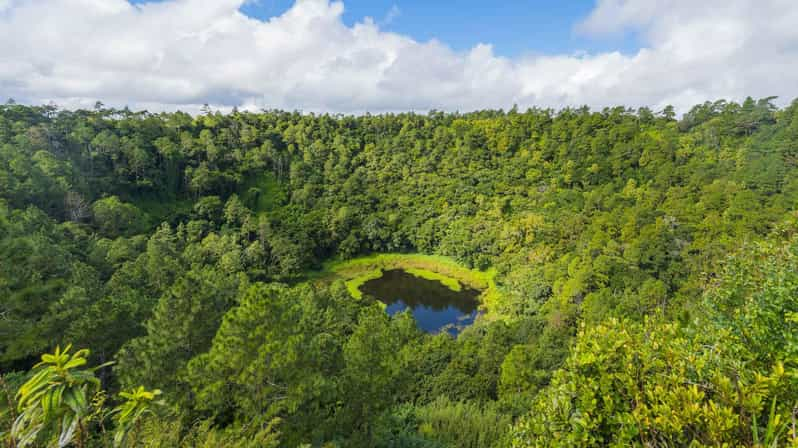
[{"x1": 359, "y1": 269, "x2": 480, "y2": 336}]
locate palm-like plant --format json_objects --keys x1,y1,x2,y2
[
  {"x1": 11, "y1": 345, "x2": 111, "y2": 448},
  {"x1": 112, "y1": 386, "x2": 163, "y2": 447}
]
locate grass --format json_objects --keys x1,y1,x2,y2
[
  {"x1": 413, "y1": 397, "x2": 512, "y2": 448},
  {"x1": 310, "y1": 253, "x2": 501, "y2": 312},
  {"x1": 344, "y1": 268, "x2": 383, "y2": 299},
  {"x1": 405, "y1": 268, "x2": 462, "y2": 291}
]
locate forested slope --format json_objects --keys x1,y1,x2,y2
[{"x1": 1, "y1": 98, "x2": 797, "y2": 446}]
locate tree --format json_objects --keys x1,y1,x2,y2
[
  {"x1": 92, "y1": 196, "x2": 146, "y2": 238},
  {"x1": 186, "y1": 282, "x2": 361, "y2": 444},
  {"x1": 115, "y1": 267, "x2": 246, "y2": 399},
  {"x1": 64, "y1": 191, "x2": 91, "y2": 223},
  {"x1": 340, "y1": 307, "x2": 420, "y2": 443},
  {"x1": 2, "y1": 100, "x2": 798, "y2": 446},
  {"x1": 702, "y1": 233, "x2": 798, "y2": 389}
]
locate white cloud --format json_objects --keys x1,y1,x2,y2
[
  {"x1": 380, "y1": 5, "x2": 400, "y2": 27},
  {"x1": 0, "y1": 0, "x2": 796, "y2": 113}
]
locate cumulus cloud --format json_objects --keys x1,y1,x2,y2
[{"x1": 0, "y1": 0, "x2": 796, "y2": 113}]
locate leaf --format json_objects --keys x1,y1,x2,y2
[
  {"x1": 63, "y1": 356, "x2": 87, "y2": 370},
  {"x1": 16, "y1": 369, "x2": 51, "y2": 402},
  {"x1": 58, "y1": 414, "x2": 78, "y2": 448},
  {"x1": 41, "y1": 388, "x2": 53, "y2": 417},
  {"x1": 62, "y1": 388, "x2": 81, "y2": 415}
]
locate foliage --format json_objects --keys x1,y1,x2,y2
[
  {"x1": 374, "y1": 398, "x2": 511, "y2": 448},
  {"x1": 510, "y1": 318, "x2": 792, "y2": 447},
  {"x1": 112, "y1": 386, "x2": 163, "y2": 447},
  {"x1": 512, "y1": 229, "x2": 798, "y2": 447},
  {"x1": 702, "y1": 231, "x2": 798, "y2": 378},
  {"x1": 10, "y1": 345, "x2": 110, "y2": 447},
  {"x1": 404, "y1": 268, "x2": 463, "y2": 292},
  {"x1": 1, "y1": 99, "x2": 798, "y2": 445},
  {"x1": 91, "y1": 196, "x2": 146, "y2": 238}
]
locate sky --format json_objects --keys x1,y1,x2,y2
[
  {"x1": 236, "y1": 0, "x2": 643, "y2": 57},
  {"x1": 1, "y1": 0, "x2": 797, "y2": 114}
]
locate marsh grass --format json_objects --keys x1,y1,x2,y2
[{"x1": 310, "y1": 253, "x2": 501, "y2": 312}]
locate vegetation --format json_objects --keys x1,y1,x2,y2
[
  {"x1": 4, "y1": 345, "x2": 161, "y2": 447},
  {"x1": 315, "y1": 253, "x2": 494, "y2": 301},
  {"x1": 1, "y1": 97, "x2": 798, "y2": 446}
]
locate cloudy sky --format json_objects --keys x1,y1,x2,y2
[{"x1": 1, "y1": 0, "x2": 797, "y2": 113}]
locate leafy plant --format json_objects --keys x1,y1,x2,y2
[
  {"x1": 753, "y1": 397, "x2": 790, "y2": 448},
  {"x1": 10, "y1": 345, "x2": 110, "y2": 448},
  {"x1": 111, "y1": 386, "x2": 163, "y2": 447}
]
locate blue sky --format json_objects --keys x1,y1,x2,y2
[
  {"x1": 133, "y1": 0, "x2": 642, "y2": 57},
  {"x1": 275, "y1": 0, "x2": 641, "y2": 56}
]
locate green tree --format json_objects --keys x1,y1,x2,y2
[
  {"x1": 115, "y1": 267, "x2": 246, "y2": 399},
  {"x1": 92, "y1": 196, "x2": 146, "y2": 238}
]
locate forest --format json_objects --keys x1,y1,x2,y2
[{"x1": 0, "y1": 97, "x2": 797, "y2": 447}]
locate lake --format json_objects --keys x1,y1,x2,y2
[{"x1": 359, "y1": 269, "x2": 481, "y2": 336}]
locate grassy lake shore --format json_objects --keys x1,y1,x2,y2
[{"x1": 309, "y1": 253, "x2": 500, "y2": 310}]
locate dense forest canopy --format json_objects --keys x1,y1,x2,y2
[{"x1": 1, "y1": 97, "x2": 797, "y2": 446}]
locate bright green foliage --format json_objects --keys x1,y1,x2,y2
[
  {"x1": 344, "y1": 267, "x2": 384, "y2": 298},
  {"x1": 11, "y1": 345, "x2": 109, "y2": 447},
  {"x1": 318, "y1": 253, "x2": 497, "y2": 304},
  {"x1": 6, "y1": 346, "x2": 165, "y2": 448},
  {"x1": 703, "y1": 231, "x2": 798, "y2": 378},
  {"x1": 511, "y1": 231, "x2": 798, "y2": 448},
  {"x1": 511, "y1": 319, "x2": 792, "y2": 447},
  {"x1": 111, "y1": 386, "x2": 163, "y2": 447},
  {"x1": 405, "y1": 268, "x2": 462, "y2": 291}
]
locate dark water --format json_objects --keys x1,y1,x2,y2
[{"x1": 359, "y1": 269, "x2": 481, "y2": 336}]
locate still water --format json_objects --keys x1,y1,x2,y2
[{"x1": 359, "y1": 269, "x2": 480, "y2": 336}]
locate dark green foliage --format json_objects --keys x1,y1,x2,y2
[{"x1": 91, "y1": 196, "x2": 146, "y2": 238}]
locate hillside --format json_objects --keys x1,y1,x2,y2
[{"x1": 1, "y1": 98, "x2": 797, "y2": 446}]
